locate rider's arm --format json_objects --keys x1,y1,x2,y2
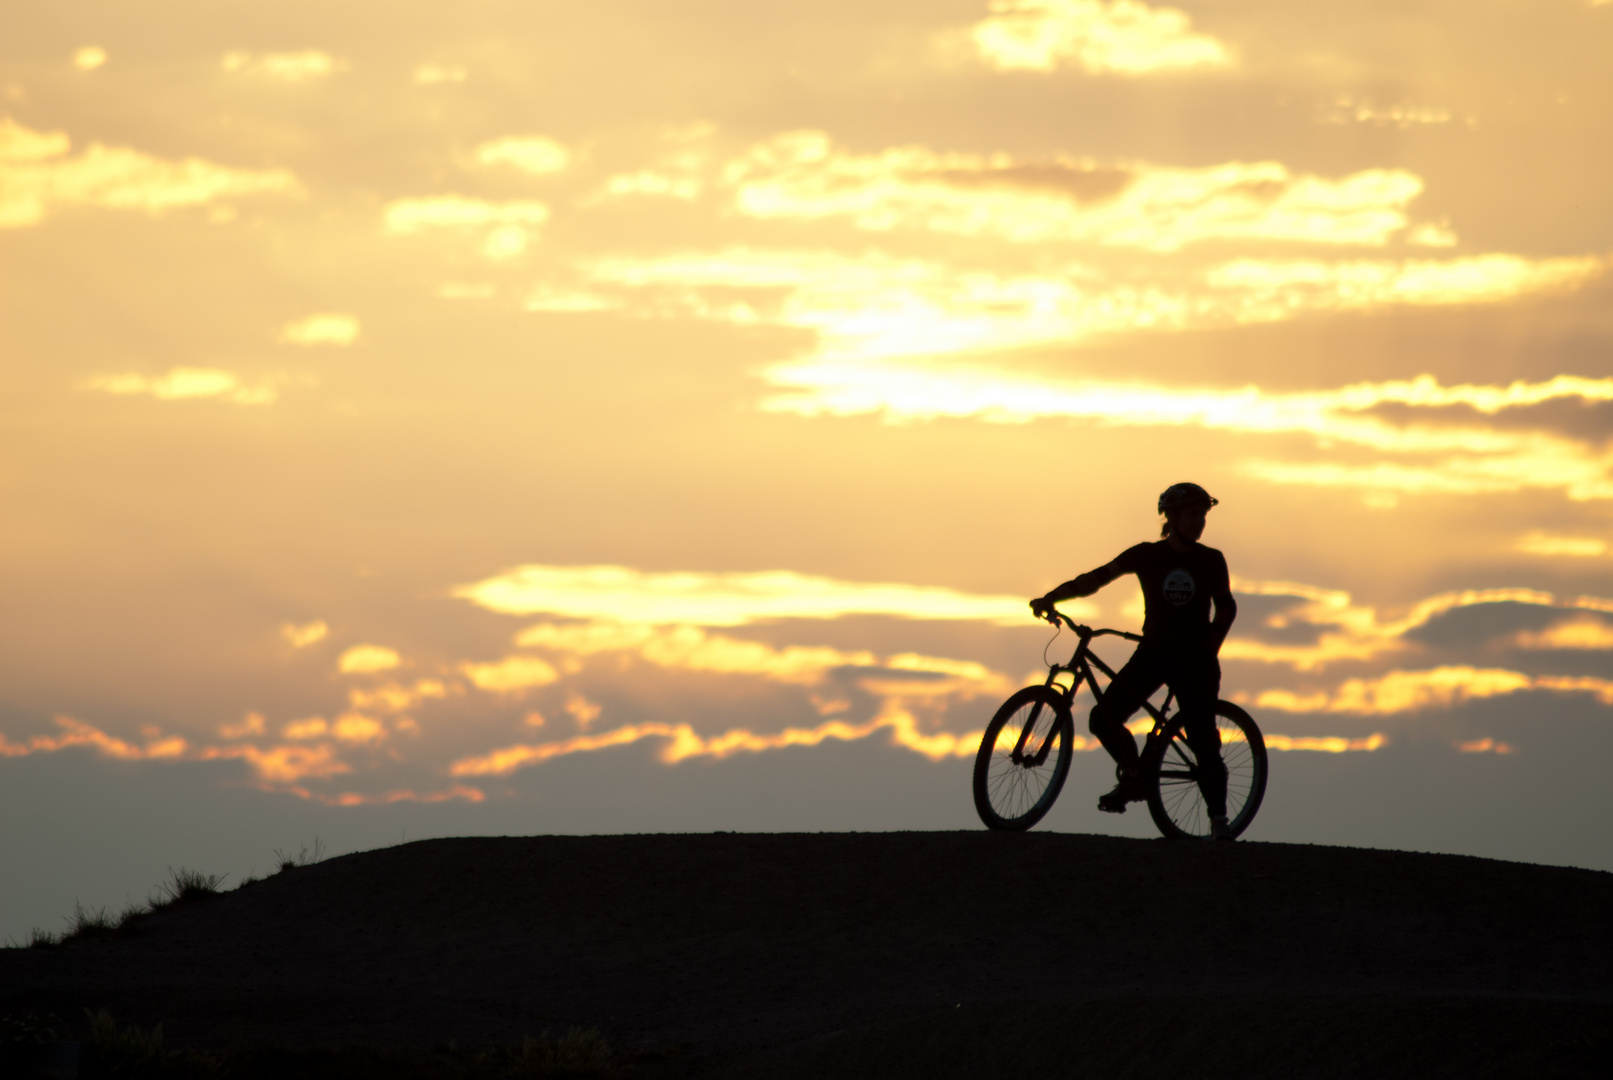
[
  {"x1": 1210, "y1": 579, "x2": 1237, "y2": 653},
  {"x1": 1031, "y1": 561, "x2": 1124, "y2": 615}
]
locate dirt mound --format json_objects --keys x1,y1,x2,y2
[{"x1": 2, "y1": 833, "x2": 1610, "y2": 1077}]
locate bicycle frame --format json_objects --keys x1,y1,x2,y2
[{"x1": 1010, "y1": 612, "x2": 1173, "y2": 765}]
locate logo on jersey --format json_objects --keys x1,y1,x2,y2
[{"x1": 1163, "y1": 569, "x2": 1196, "y2": 605}]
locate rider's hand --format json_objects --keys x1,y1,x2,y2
[{"x1": 1029, "y1": 596, "x2": 1054, "y2": 620}]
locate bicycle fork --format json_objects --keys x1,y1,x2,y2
[{"x1": 1010, "y1": 696, "x2": 1064, "y2": 768}]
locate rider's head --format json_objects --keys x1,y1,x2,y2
[{"x1": 1157, "y1": 482, "x2": 1217, "y2": 541}]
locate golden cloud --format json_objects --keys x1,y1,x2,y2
[
  {"x1": 456, "y1": 564, "x2": 1070, "y2": 626},
  {"x1": 338, "y1": 644, "x2": 401, "y2": 674},
  {"x1": 726, "y1": 132, "x2": 1419, "y2": 249},
  {"x1": 1516, "y1": 532, "x2": 1607, "y2": 558},
  {"x1": 968, "y1": 0, "x2": 1233, "y2": 75},
  {"x1": 476, "y1": 136, "x2": 570, "y2": 175},
  {"x1": 1514, "y1": 617, "x2": 1613, "y2": 651},
  {"x1": 79, "y1": 368, "x2": 281, "y2": 406},
  {"x1": 1456, "y1": 737, "x2": 1515, "y2": 754},
  {"x1": 280, "y1": 314, "x2": 360, "y2": 346},
  {"x1": 1264, "y1": 733, "x2": 1388, "y2": 752},
  {"x1": 1254, "y1": 665, "x2": 1613, "y2": 715},
  {"x1": 280, "y1": 620, "x2": 329, "y2": 649},
  {"x1": 578, "y1": 250, "x2": 1605, "y2": 412},
  {"x1": 1224, "y1": 578, "x2": 1613, "y2": 671},
  {"x1": 383, "y1": 195, "x2": 549, "y2": 260},
  {"x1": 459, "y1": 655, "x2": 561, "y2": 693},
  {"x1": 347, "y1": 678, "x2": 448, "y2": 713},
  {"x1": 0, "y1": 117, "x2": 299, "y2": 229},
  {"x1": 514, "y1": 620, "x2": 1011, "y2": 699},
  {"x1": 221, "y1": 50, "x2": 344, "y2": 81}
]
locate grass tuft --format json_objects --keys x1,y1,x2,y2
[
  {"x1": 26, "y1": 927, "x2": 60, "y2": 949},
  {"x1": 151, "y1": 867, "x2": 228, "y2": 909},
  {"x1": 273, "y1": 837, "x2": 326, "y2": 873},
  {"x1": 63, "y1": 901, "x2": 118, "y2": 943}
]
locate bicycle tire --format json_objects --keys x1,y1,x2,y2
[
  {"x1": 1144, "y1": 701, "x2": 1267, "y2": 840},
  {"x1": 973, "y1": 686, "x2": 1075, "y2": 832}
]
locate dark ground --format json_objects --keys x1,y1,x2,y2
[{"x1": 2, "y1": 832, "x2": 1610, "y2": 1078}]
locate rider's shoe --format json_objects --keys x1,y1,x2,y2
[
  {"x1": 1210, "y1": 814, "x2": 1234, "y2": 841},
  {"x1": 1097, "y1": 772, "x2": 1147, "y2": 814}
]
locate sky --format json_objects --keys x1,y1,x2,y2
[{"x1": 3, "y1": 0, "x2": 1612, "y2": 940}]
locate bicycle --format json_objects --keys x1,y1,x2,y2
[{"x1": 972, "y1": 610, "x2": 1268, "y2": 839}]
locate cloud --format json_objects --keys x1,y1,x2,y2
[
  {"x1": 967, "y1": 0, "x2": 1233, "y2": 75},
  {"x1": 1517, "y1": 532, "x2": 1607, "y2": 557},
  {"x1": 515, "y1": 620, "x2": 1012, "y2": 699},
  {"x1": 459, "y1": 655, "x2": 561, "y2": 693},
  {"x1": 383, "y1": 196, "x2": 550, "y2": 233},
  {"x1": 0, "y1": 117, "x2": 300, "y2": 229},
  {"x1": 280, "y1": 314, "x2": 360, "y2": 346},
  {"x1": 476, "y1": 136, "x2": 570, "y2": 175},
  {"x1": 1254, "y1": 665, "x2": 1613, "y2": 715},
  {"x1": 1456, "y1": 737, "x2": 1515, "y2": 754},
  {"x1": 455, "y1": 564, "x2": 1073, "y2": 626},
  {"x1": 221, "y1": 51, "x2": 344, "y2": 82},
  {"x1": 1315, "y1": 97, "x2": 1465, "y2": 130},
  {"x1": 280, "y1": 620, "x2": 329, "y2": 648},
  {"x1": 564, "y1": 693, "x2": 602, "y2": 728},
  {"x1": 73, "y1": 47, "x2": 107, "y2": 72},
  {"x1": 382, "y1": 195, "x2": 549, "y2": 260},
  {"x1": 337, "y1": 644, "x2": 401, "y2": 674},
  {"x1": 1514, "y1": 617, "x2": 1613, "y2": 651},
  {"x1": 79, "y1": 368, "x2": 281, "y2": 405},
  {"x1": 414, "y1": 63, "x2": 468, "y2": 85},
  {"x1": 1224, "y1": 578, "x2": 1613, "y2": 670},
  {"x1": 578, "y1": 249, "x2": 1603, "y2": 393},
  {"x1": 1264, "y1": 733, "x2": 1388, "y2": 752},
  {"x1": 449, "y1": 699, "x2": 988, "y2": 775},
  {"x1": 725, "y1": 132, "x2": 1422, "y2": 250},
  {"x1": 348, "y1": 678, "x2": 449, "y2": 713}
]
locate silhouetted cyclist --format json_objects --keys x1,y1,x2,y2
[{"x1": 1030, "y1": 483, "x2": 1238, "y2": 840}]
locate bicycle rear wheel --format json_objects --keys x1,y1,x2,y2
[
  {"x1": 1145, "y1": 701, "x2": 1267, "y2": 840},
  {"x1": 973, "y1": 686, "x2": 1074, "y2": 832}
]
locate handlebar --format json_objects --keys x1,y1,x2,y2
[{"x1": 1040, "y1": 608, "x2": 1143, "y2": 643}]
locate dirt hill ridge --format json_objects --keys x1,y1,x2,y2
[{"x1": 3, "y1": 832, "x2": 1610, "y2": 1077}]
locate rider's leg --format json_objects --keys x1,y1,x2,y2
[
  {"x1": 1088, "y1": 651, "x2": 1163, "y2": 775},
  {"x1": 1172, "y1": 657, "x2": 1227, "y2": 818}
]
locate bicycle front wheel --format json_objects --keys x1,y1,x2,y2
[
  {"x1": 973, "y1": 686, "x2": 1074, "y2": 832},
  {"x1": 1145, "y1": 701, "x2": 1267, "y2": 840}
]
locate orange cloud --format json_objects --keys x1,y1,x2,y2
[
  {"x1": 338, "y1": 644, "x2": 401, "y2": 674},
  {"x1": 1514, "y1": 617, "x2": 1613, "y2": 651},
  {"x1": 1516, "y1": 532, "x2": 1607, "y2": 558},
  {"x1": 476, "y1": 136, "x2": 570, "y2": 175},
  {"x1": 1254, "y1": 665, "x2": 1613, "y2": 715},
  {"x1": 967, "y1": 0, "x2": 1233, "y2": 74},
  {"x1": 221, "y1": 50, "x2": 344, "y2": 81},
  {"x1": 459, "y1": 655, "x2": 560, "y2": 693},
  {"x1": 1456, "y1": 737, "x2": 1515, "y2": 754},
  {"x1": 280, "y1": 314, "x2": 359, "y2": 346},
  {"x1": 1224, "y1": 578, "x2": 1613, "y2": 671},
  {"x1": 727, "y1": 132, "x2": 1417, "y2": 249},
  {"x1": 1264, "y1": 733, "x2": 1389, "y2": 752},
  {"x1": 0, "y1": 117, "x2": 299, "y2": 229},
  {"x1": 459, "y1": 564, "x2": 1065, "y2": 626},
  {"x1": 79, "y1": 368, "x2": 282, "y2": 406},
  {"x1": 280, "y1": 620, "x2": 329, "y2": 648},
  {"x1": 449, "y1": 699, "x2": 991, "y2": 775}
]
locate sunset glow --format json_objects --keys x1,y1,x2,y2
[{"x1": 3, "y1": 0, "x2": 1612, "y2": 938}]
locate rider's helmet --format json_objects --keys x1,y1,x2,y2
[{"x1": 1157, "y1": 482, "x2": 1218, "y2": 515}]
